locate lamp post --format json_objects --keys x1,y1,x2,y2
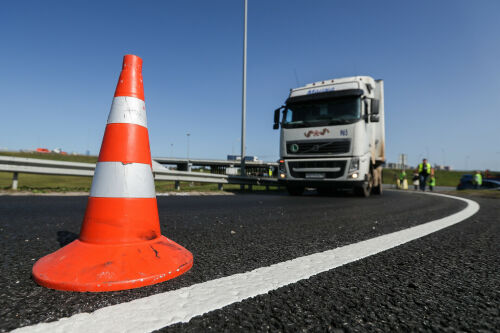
[
  {"x1": 186, "y1": 133, "x2": 190, "y2": 160},
  {"x1": 240, "y1": 0, "x2": 247, "y2": 176}
]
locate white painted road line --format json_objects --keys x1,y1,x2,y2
[{"x1": 14, "y1": 192, "x2": 479, "y2": 333}]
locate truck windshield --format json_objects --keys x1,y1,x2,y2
[{"x1": 283, "y1": 97, "x2": 361, "y2": 128}]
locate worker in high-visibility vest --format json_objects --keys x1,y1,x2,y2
[
  {"x1": 429, "y1": 174, "x2": 436, "y2": 191},
  {"x1": 473, "y1": 171, "x2": 483, "y2": 189},
  {"x1": 416, "y1": 158, "x2": 431, "y2": 191},
  {"x1": 398, "y1": 170, "x2": 407, "y2": 189}
]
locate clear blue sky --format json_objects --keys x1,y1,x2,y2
[{"x1": 1, "y1": 0, "x2": 499, "y2": 170}]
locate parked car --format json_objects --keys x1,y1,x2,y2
[{"x1": 457, "y1": 174, "x2": 500, "y2": 190}]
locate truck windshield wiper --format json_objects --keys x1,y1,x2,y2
[
  {"x1": 327, "y1": 119, "x2": 356, "y2": 125},
  {"x1": 285, "y1": 119, "x2": 356, "y2": 128},
  {"x1": 285, "y1": 121, "x2": 315, "y2": 128}
]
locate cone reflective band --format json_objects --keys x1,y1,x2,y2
[{"x1": 32, "y1": 55, "x2": 193, "y2": 292}]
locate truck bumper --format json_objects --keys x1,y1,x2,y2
[
  {"x1": 278, "y1": 155, "x2": 371, "y2": 188},
  {"x1": 280, "y1": 179, "x2": 366, "y2": 189}
]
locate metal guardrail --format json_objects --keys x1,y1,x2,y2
[
  {"x1": 154, "y1": 157, "x2": 279, "y2": 168},
  {"x1": 227, "y1": 175, "x2": 278, "y2": 186},
  {"x1": 0, "y1": 156, "x2": 95, "y2": 177},
  {"x1": 0, "y1": 156, "x2": 279, "y2": 190}
]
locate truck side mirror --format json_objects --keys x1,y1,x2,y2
[
  {"x1": 273, "y1": 106, "x2": 283, "y2": 130},
  {"x1": 370, "y1": 114, "x2": 380, "y2": 122},
  {"x1": 371, "y1": 99, "x2": 380, "y2": 115}
]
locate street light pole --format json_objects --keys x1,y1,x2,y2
[
  {"x1": 186, "y1": 133, "x2": 190, "y2": 160},
  {"x1": 240, "y1": 0, "x2": 247, "y2": 176}
]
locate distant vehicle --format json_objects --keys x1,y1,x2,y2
[
  {"x1": 36, "y1": 148, "x2": 50, "y2": 153},
  {"x1": 52, "y1": 148, "x2": 67, "y2": 154},
  {"x1": 457, "y1": 174, "x2": 500, "y2": 190},
  {"x1": 273, "y1": 76, "x2": 385, "y2": 197}
]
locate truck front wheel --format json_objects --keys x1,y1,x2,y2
[
  {"x1": 355, "y1": 171, "x2": 373, "y2": 197},
  {"x1": 287, "y1": 185, "x2": 305, "y2": 196}
]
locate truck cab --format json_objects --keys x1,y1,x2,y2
[{"x1": 273, "y1": 76, "x2": 385, "y2": 197}]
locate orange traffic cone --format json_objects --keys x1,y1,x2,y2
[{"x1": 32, "y1": 55, "x2": 193, "y2": 292}]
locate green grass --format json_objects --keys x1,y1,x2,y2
[
  {"x1": 382, "y1": 168, "x2": 469, "y2": 187},
  {"x1": 445, "y1": 189, "x2": 500, "y2": 199},
  {"x1": 0, "y1": 172, "x2": 93, "y2": 192},
  {"x1": 0, "y1": 152, "x2": 98, "y2": 192}
]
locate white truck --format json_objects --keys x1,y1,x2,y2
[{"x1": 273, "y1": 76, "x2": 385, "y2": 197}]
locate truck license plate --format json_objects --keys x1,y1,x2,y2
[{"x1": 305, "y1": 173, "x2": 325, "y2": 179}]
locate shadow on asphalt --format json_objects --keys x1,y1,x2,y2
[{"x1": 57, "y1": 230, "x2": 78, "y2": 247}]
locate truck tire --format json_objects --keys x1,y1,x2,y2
[
  {"x1": 355, "y1": 171, "x2": 373, "y2": 197},
  {"x1": 287, "y1": 185, "x2": 305, "y2": 196}
]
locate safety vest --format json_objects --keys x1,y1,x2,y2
[
  {"x1": 474, "y1": 173, "x2": 483, "y2": 186},
  {"x1": 429, "y1": 176, "x2": 436, "y2": 186},
  {"x1": 399, "y1": 171, "x2": 406, "y2": 180},
  {"x1": 418, "y1": 163, "x2": 431, "y2": 174}
]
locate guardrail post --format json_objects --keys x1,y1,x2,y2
[
  {"x1": 174, "y1": 181, "x2": 180, "y2": 191},
  {"x1": 266, "y1": 185, "x2": 269, "y2": 191},
  {"x1": 218, "y1": 183, "x2": 223, "y2": 191},
  {"x1": 248, "y1": 184, "x2": 253, "y2": 191},
  {"x1": 12, "y1": 172, "x2": 19, "y2": 190}
]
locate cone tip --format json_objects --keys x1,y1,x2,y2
[
  {"x1": 122, "y1": 54, "x2": 143, "y2": 72},
  {"x1": 114, "y1": 54, "x2": 145, "y2": 101}
]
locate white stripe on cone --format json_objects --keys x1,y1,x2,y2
[
  {"x1": 90, "y1": 162, "x2": 155, "y2": 198},
  {"x1": 107, "y1": 96, "x2": 147, "y2": 127}
]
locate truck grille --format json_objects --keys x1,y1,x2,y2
[
  {"x1": 286, "y1": 139, "x2": 350, "y2": 155},
  {"x1": 288, "y1": 160, "x2": 347, "y2": 179}
]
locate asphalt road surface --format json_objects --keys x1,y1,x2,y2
[{"x1": 1, "y1": 190, "x2": 498, "y2": 332}]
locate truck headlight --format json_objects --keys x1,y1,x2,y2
[{"x1": 349, "y1": 158, "x2": 360, "y2": 172}]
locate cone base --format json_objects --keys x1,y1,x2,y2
[{"x1": 32, "y1": 236, "x2": 193, "y2": 292}]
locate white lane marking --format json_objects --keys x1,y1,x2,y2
[
  {"x1": 14, "y1": 192, "x2": 479, "y2": 333},
  {"x1": 107, "y1": 96, "x2": 147, "y2": 127},
  {"x1": 90, "y1": 162, "x2": 155, "y2": 198}
]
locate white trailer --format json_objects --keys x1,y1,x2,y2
[{"x1": 273, "y1": 76, "x2": 385, "y2": 197}]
